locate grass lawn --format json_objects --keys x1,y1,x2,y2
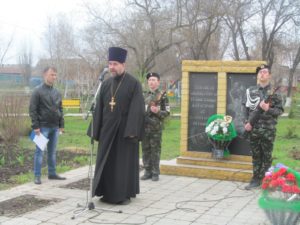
[{"x1": 273, "y1": 117, "x2": 300, "y2": 170}]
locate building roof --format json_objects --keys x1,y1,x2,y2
[{"x1": 0, "y1": 66, "x2": 23, "y2": 74}]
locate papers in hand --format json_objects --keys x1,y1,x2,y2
[{"x1": 30, "y1": 131, "x2": 49, "y2": 151}]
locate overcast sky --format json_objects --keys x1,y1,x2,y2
[{"x1": 0, "y1": 0, "x2": 118, "y2": 64}]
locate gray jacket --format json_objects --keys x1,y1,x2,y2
[{"x1": 29, "y1": 83, "x2": 64, "y2": 129}]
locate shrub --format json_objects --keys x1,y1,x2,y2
[{"x1": 0, "y1": 95, "x2": 30, "y2": 165}]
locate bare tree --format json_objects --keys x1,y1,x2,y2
[
  {"x1": 222, "y1": 0, "x2": 255, "y2": 60},
  {"x1": 254, "y1": 0, "x2": 298, "y2": 67},
  {"x1": 43, "y1": 15, "x2": 78, "y2": 97},
  {"x1": 0, "y1": 32, "x2": 14, "y2": 66},
  {"x1": 19, "y1": 42, "x2": 32, "y2": 86},
  {"x1": 175, "y1": 0, "x2": 224, "y2": 60},
  {"x1": 85, "y1": 0, "x2": 181, "y2": 78}
]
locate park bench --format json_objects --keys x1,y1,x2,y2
[{"x1": 62, "y1": 98, "x2": 82, "y2": 112}]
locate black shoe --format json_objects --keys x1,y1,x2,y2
[
  {"x1": 34, "y1": 176, "x2": 41, "y2": 185},
  {"x1": 48, "y1": 174, "x2": 66, "y2": 180},
  {"x1": 245, "y1": 179, "x2": 260, "y2": 190},
  {"x1": 117, "y1": 198, "x2": 131, "y2": 205},
  {"x1": 141, "y1": 173, "x2": 152, "y2": 180},
  {"x1": 152, "y1": 175, "x2": 159, "y2": 181},
  {"x1": 100, "y1": 197, "x2": 110, "y2": 204}
]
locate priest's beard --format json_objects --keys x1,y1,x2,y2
[{"x1": 111, "y1": 71, "x2": 125, "y2": 78}]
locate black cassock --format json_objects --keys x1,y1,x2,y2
[{"x1": 90, "y1": 72, "x2": 144, "y2": 203}]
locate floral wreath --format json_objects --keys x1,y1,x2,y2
[
  {"x1": 259, "y1": 163, "x2": 300, "y2": 224},
  {"x1": 205, "y1": 114, "x2": 237, "y2": 142}
]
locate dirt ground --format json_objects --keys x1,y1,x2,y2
[
  {"x1": 0, "y1": 148, "x2": 89, "y2": 185},
  {"x1": 0, "y1": 195, "x2": 60, "y2": 217},
  {"x1": 62, "y1": 178, "x2": 90, "y2": 190},
  {"x1": 0, "y1": 147, "x2": 144, "y2": 217},
  {"x1": 0, "y1": 148, "x2": 89, "y2": 217}
]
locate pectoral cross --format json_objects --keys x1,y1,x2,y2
[{"x1": 109, "y1": 97, "x2": 116, "y2": 112}]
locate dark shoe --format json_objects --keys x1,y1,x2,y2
[
  {"x1": 245, "y1": 179, "x2": 260, "y2": 190},
  {"x1": 141, "y1": 173, "x2": 152, "y2": 180},
  {"x1": 152, "y1": 175, "x2": 159, "y2": 181},
  {"x1": 48, "y1": 174, "x2": 66, "y2": 180},
  {"x1": 117, "y1": 198, "x2": 131, "y2": 205},
  {"x1": 34, "y1": 176, "x2": 41, "y2": 185},
  {"x1": 100, "y1": 197, "x2": 109, "y2": 204}
]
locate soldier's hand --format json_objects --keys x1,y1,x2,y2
[
  {"x1": 244, "y1": 123, "x2": 252, "y2": 131},
  {"x1": 260, "y1": 101, "x2": 270, "y2": 111}
]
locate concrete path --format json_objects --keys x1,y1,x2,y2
[{"x1": 0, "y1": 165, "x2": 270, "y2": 225}]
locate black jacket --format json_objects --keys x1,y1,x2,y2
[{"x1": 29, "y1": 83, "x2": 64, "y2": 129}]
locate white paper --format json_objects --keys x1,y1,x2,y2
[{"x1": 33, "y1": 133, "x2": 49, "y2": 151}]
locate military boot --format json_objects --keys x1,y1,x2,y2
[
  {"x1": 141, "y1": 171, "x2": 152, "y2": 180},
  {"x1": 151, "y1": 174, "x2": 159, "y2": 181},
  {"x1": 245, "y1": 178, "x2": 261, "y2": 190}
]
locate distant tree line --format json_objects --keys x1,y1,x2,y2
[{"x1": 1, "y1": 0, "x2": 300, "y2": 100}]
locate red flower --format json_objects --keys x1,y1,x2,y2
[
  {"x1": 292, "y1": 185, "x2": 300, "y2": 194},
  {"x1": 272, "y1": 173, "x2": 279, "y2": 180},
  {"x1": 262, "y1": 166, "x2": 300, "y2": 199},
  {"x1": 276, "y1": 177, "x2": 286, "y2": 186},
  {"x1": 270, "y1": 180, "x2": 279, "y2": 188},
  {"x1": 282, "y1": 184, "x2": 292, "y2": 193},
  {"x1": 277, "y1": 167, "x2": 287, "y2": 176},
  {"x1": 286, "y1": 173, "x2": 296, "y2": 182},
  {"x1": 261, "y1": 182, "x2": 269, "y2": 190}
]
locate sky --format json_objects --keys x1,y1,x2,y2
[{"x1": 0, "y1": 0, "x2": 106, "y2": 65}]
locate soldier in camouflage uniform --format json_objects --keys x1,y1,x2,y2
[
  {"x1": 141, "y1": 72, "x2": 170, "y2": 181},
  {"x1": 242, "y1": 64, "x2": 284, "y2": 190}
]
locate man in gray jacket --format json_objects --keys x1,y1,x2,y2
[{"x1": 29, "y1": 66, "x2": 65, "y2": 185}]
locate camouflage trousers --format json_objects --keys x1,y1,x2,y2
[
  {"x1": 142, "y1": 131, "x2": 162, "y2": 176},
  {"x1": 249, "y1": 128, "x2": 276, "y2": 181}
]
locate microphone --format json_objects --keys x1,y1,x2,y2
[{"x1": 99, "y1": 67, "x2": 109, "y2": 81}]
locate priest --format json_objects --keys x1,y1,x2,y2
[{"x1": 90, "y1": 47, "x2": 145, "y2": 205}]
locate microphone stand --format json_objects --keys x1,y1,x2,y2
[{"x1": 71, "y1": 74, "x2": 122, "y2": 220}]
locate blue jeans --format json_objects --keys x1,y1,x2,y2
[{"x1": 34, "y1": 127, "x2": 59, "y2": 177}]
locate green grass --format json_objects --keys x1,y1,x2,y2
[
  {"x1": 161, "y1": 118, "x2": 181, "y2": 159},
  {"x1": 19, "y1": 117, "x2": 91, "y2": 151},
  {"x1": 273, "y1": 117, "x2": 300, "y2": 169}
]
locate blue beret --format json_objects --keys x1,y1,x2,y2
[{"x1": 108, "y1": 47, "x2": 127, "y2": 63}]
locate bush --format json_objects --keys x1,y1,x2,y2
[{"x1": 0, "y1": 95, "x2": 30, "y2": 165}]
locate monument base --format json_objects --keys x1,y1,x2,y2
[{"x1": 160, "y1": 152, "x2": 253, "y2": 182}]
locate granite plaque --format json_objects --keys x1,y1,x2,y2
[
  {"x1": 226, "y1": 73, "x2": 257, "y2": 155},
  {"x1": 188, "y1": 73, "x2": 217, "y2": 151}
]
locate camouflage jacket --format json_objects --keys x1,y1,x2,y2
[
  {"x1": 144, "y1": 89, "x2": 170, "y2": 132},
  {"x1": 242, "y1": 84, "x2": 284, "y2": 130}
]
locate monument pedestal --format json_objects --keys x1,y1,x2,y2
[
  {"x1": 160, "y1": 152, "x2": 253, "y2": 182},
  {"x1": 166, "y1": 60, "x2": 265, "y2": 182}
]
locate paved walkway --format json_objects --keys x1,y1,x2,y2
[{"x1": 0, "y1": 165, "x2": 270, "y2": 225}]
